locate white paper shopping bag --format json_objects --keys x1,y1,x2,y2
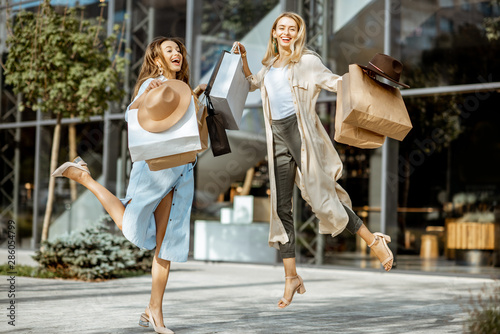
[
  {"x1": 128, "y1": 97, "x2": 201, "y2": 162},
  {"x1": 207, "y1": 48, "x2": 250, "y2": 130}
]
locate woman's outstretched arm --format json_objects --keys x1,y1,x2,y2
[{"x1": 234, "y1": 42, "x2": 252, "y2": 78}]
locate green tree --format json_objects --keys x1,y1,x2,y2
[
  {"x1": 3, "y1": 0, "x2": 127, "y2": 242},
  {"x1": 484, "y1": 0, "x2": 500, "y2": 41}
]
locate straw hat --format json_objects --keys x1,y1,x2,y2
[
  {"x1": 138, "y1": 79, "x2": 192, "y2": 133},
  {"x1": 357, "y1": 53, "x2": 410, "y2": 88}
]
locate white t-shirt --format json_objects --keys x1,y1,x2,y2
[{"x1": 264, "y1": 66, "x2": 296, "y2": 120}]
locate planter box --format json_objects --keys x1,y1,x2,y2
[
  {"x1": 193, "y1": 220, "x2": 277, "y2": 264},
  {"x1": 446, "y1": 222, "x2": 497, "y2": 250}
]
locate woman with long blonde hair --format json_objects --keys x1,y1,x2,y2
[
  {"x1": 235, "y1": 12, "x2": 394, "y2": 308},
  {"x1": 52, "y1": 36, "x2": 205, "y2": 333}
]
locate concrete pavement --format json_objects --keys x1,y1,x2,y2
[{"x1": 1, "y1": 257, "x2": 497, "y2": 334}]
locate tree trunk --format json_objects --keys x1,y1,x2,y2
[
  {"x1": 69, "y1": 117, "x2": 77, "y2": 201},
  {"x1": 41, "y1": 112, "x2": 63, "y2": 242}
]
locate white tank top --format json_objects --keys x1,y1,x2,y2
[{"x1": 264, "y1": 66, "x2": 296, "y2": 120}]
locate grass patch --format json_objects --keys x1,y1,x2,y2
[
  {"x1": 462, "y1": 280, "x2": 500, "y2": 334},
  {"x1": 0, "y1": 264, "x2": 60, "y2": 279},
  {"x1": 0, "y1": 263, "x2": 150, "y2": 280}
]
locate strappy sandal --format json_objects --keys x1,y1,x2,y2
[
  {"x1": 51, "y1": 156, "x2": 90, "y2": 177},
  {"x1": 368, "y1": 232, "x2": 393, "y2": 271},
  {"x1": 278, "y1": 275, "x2": 306, "y2": 309}
]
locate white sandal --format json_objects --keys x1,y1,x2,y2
[{"x1": 51, "y1": 156, "x2": 90, "y2": 177}]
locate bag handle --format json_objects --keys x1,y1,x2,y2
[
  {"x1": 204, "y1": 44, "x2": 241, "y2": 97},
  {"x1": 206, "y1": 95, "x2": 215, "y2": 117},
  {"x1": 204, "y1": 50, "x2": 229, "y2": 97},
  {"x1": 230, "y1": 42, "x2": 240, "y2": 55}
]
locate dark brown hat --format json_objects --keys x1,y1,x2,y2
[{"x1": 358, "y1": 53, "x2": 410, "y2": 88}]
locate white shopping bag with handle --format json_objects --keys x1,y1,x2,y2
[
  {"x1": 206, "y1": 45, "x2": 250, "y2": 130},
  {"x1": 128, "y1": 96, "x2": 201, "y2": 163}
]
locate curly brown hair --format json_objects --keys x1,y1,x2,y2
[{"x1": 132, "y1": 36, "x2": 191, "y2": 100}]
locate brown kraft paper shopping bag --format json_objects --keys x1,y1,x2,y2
[
  {"x1": 335, "y1": 77, "x2": 386, "y2": 149},
  {"x1": 343, "y1": 64, "x2": 412, "y2": 141}
]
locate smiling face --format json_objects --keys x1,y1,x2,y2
[
  {"x1": 272, "y1": 16, "x2": 298, "y2": 52},
  {"x1": 157, "y1": 40, "x2": 183, "y2": 78}
]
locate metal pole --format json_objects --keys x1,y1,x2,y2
[
  {"x1": 186, "y1": 0, "x2": 202, "y2": 87},
  {"x1": 0, "y1": 0, "x2": 6, "y2": 54},
  {"x1": 106, "y1": 0, "x2": 115, "y2": 35},
  {"x1": 380, "y1": 0, "x2": 400, "y2": 259},
  {"x1": 119, "y1": 129, "x2": 128, "y2": 198},
  {"x1": 13, "y1": 95, "x2": 20, "y2": 226},
  {"x1": 193, "y1": 34, "x2": 202, "y2": 87},
  {"x1": 32, "y1": 109, "x2": 41, "y2": 249},
  {"x1": 316, "y1": 226, "x2": 324, "y2": 265},
  {"x1": 297, "y1": 0, "x2": 304, "y2": 17},
  {"x1": 102, "y1": 0, "x2": 115, "y2": 190},
  {"x1": 185, "y1": 0, "x2": 194, "y2": 56},
  {"x1": 380, "y1": 0, "x2": 392, "y2": 234},
  {"x1": 322, "y1": 0, "x2": 328, "y2": 60},
  {"x1": 125, "y1": 0, "x2": 132, "y2": 96},
  {"x1": 148, "y1": 7, "x2": 154, "y2": 42},
  {"x1": 280, "y1": 0, "x2": 287, "y2": 12}
]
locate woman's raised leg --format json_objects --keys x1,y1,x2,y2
[{"x1": 60, "y1": 165, "x2": 125, "y2": 230}]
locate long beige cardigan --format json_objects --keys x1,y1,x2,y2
[{"x1": 247, "y1": 53, "x2": 352, "y2": 249}]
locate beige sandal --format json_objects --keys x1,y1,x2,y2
[
  {"x1": 142, "y1": 306, "x2": 174, "y2": 334},
  {"x1": 278, "y1": 275, "x2": 306, "y2": 308},
  {"x1": 368, "y1": 232, "x2": 393, "y2": 271},
  {"x1": 51, "y1": 156, "x2": 90, "y2": 177}
]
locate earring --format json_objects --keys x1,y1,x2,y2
[
  {"x1": 157, "y1": 63, "x2": 163, "y2": 76},
  {"x1": 272, "y1": 38, "x2": 278, "y2": 54}
]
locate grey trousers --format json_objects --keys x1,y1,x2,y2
[{"x1": 271, "y1": 114, "x2": 363, "y2": 259}]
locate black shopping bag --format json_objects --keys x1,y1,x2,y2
[{"x1": 205, "y1": 96, "x2": 231, "y2": 157}]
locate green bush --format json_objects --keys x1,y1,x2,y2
[
  {"x1": 464, "y1": 281, "x2": 500, "y2": 334},
  {"x1": 33, "y1": 216, "x2": 153, "y2": 281}
]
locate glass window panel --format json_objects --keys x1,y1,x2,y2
[
  {"x1": 330, "y1": 0, "x2": 386, "y2": 75},
  {"x1": 399, "y1": 0, "x2": 500, "y2": 87}
]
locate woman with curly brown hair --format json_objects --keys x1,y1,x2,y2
[{"x1": 52, "y1": 37, "x2": 205, "y2": 333}]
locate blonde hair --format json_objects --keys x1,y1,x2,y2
[
  {"x1": 262, "y1": 12, "x2": 309, "y2": 67},
  {"x1": 132, "y1": 37, "x2": 191, "y2": 100}
]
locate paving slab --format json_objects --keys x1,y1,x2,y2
[{"x1": 1, "y1": 259, "x2": 496, "y2": 334}]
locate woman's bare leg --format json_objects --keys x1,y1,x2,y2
[
  {"x1": 62, "y1": 167, "x2": 124, "y2": 229},
  {"x1": 145, "y1": 190, "x2": 174, "y2": 328},
  {"x1": 356, "y1": 224, "x2": 393, "y2": 271},
  {"x1": 278, "y1": 257, "x2": 302, "y2": 308}
]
